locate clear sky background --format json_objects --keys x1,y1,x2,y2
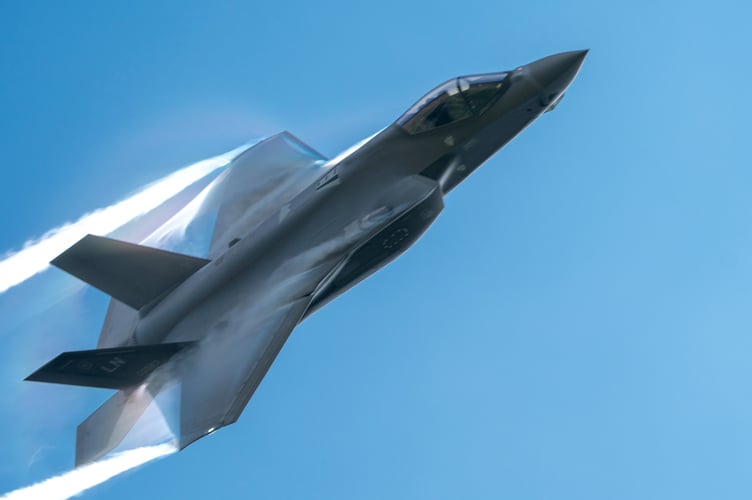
[{"x1": 1, "y1": 1, "x2": 752, "y2": 499}]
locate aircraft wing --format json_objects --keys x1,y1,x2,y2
[
  {"x1": 207, "y1": 132, "x2": 328, "y2": 259},
  {"x1": 176, "y1": 295, "x2": 312, "y2": 448}
]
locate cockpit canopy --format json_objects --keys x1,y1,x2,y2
[{"x1": 397, "y1": 72, "x2": 508, "y2": 135}]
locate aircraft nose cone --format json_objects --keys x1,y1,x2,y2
[{"x1": 528, "y1": 50, "x2": 588, "y2": 89}]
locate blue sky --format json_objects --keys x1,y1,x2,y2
[{"x1": 2, "y1": 1, "x2": 752, "y2": 498}]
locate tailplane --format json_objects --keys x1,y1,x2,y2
[
  {"x1": 75, "y1": 385, "x2": 161, "y2": 466},
  {"x1": 26, "y1": 343, "x2": 192, "y2": 466}
]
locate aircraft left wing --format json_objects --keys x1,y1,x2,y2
[{"x1": 207, "y1": 132, "x2": 328, "y2": 259}]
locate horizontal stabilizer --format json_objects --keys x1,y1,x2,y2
[
  {"x1": 52, "y1": 234, "x2": 210, "y2": 310},
  {"x1": 76, "y1": 386, "x2": 157, "y2": 466},
  {"x1": 25, "y1": 343, "x2": 193, "y2": 390}
]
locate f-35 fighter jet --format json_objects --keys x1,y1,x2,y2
[{"x1": 27, "y1": 50, "x2": 587, "y2": 465}]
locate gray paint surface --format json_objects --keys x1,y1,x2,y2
[{"x1": 26, "y1": 50, "x2": 587, "y2": 465}]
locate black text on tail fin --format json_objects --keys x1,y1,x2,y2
[{"x1": 25, "y1": 343, "x2": 193, "y2": 390}]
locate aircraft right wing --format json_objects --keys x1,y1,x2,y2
[{"x1": 176, "y1": 295, "x2": 312, "y2": 448}]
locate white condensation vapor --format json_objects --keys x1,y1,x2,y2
[
  {"x1": 0, "y1": 443, "x2": 176, "y2": 500},
  {"x1": 0, "y1": 144, "x2": 250, "y2": 294}
]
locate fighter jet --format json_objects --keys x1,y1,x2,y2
[{"x1": 26, "y1": 50, "x2": 587, "y2": 465}]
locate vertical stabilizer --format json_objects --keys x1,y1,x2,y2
[
  {"x1": 51, "y1": 234, "x2": 210, "y2": 311},
  {"x1": 97, "y1": 299, "x2": 139, "y2": 348}
]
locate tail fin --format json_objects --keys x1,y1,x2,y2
[
  {"x1": 51, "y1": 234, "x2": 210, "y2": 310},
  {"x1": 25, "y1": 343, "x2": 192, "y2": 390},
  {"x1": 26, "y1": 343, "x2": 191, "y2": 466}
]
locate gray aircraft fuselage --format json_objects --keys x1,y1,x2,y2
[
  {"x1": 28, "y1": 50, "x2": 587, "y2": 461},
  {"x1": 136, "y1": 50, "x2": 587, "y2": 347}
]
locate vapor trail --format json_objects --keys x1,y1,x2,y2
[
  {"x1": 0, "y1": 144, "x2": 250, "y2": 294},
  {"x1": 0, "y1": 443, "x2": 176, "y2": 500}
]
